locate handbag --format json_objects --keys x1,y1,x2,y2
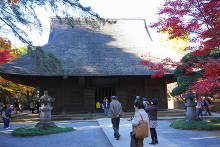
[{"x1": 134, "y1": 112, "x2": 149, "y2": 139}]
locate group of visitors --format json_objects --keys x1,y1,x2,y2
[
  {"x1": 95, "y1": 98, "x2": 110, "y2": 116},
  {"x1": 13, "y1": 100, "x2": 23, "y2": 113},
  {"x1": 196, "y1": 96, "x2": 212, "y2": 120},
  {"x1": 29, "y1": 100, "x2": 40, "y2": 114},
  {"x1": 108, "y1": 95, "x2": 158, "y2": 147},
  {"x1": 1, "y1": 99, "x2": 41, "y2": 129}
]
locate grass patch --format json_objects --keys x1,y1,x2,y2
[
  {"x1": 210, "y1": 117, "x2": 220, "y2": 123},
  {"x1": 170, "y1": 119, "x2": 220, "y2": 130},
  {"x1": 12, "y1": 126, "x2": 74, "y2": 137}
]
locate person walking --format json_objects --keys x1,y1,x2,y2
[
  {"x1": 30, "y1": 100, "x2": 35, "y2": 114},
  {"x1": 130, "y1": 100, "x2": 149, "y2": 147},
  {"x1": 102, "y1": 97, "x2": 110, "y2": 116},
  {"x1": 196, "y1": 98, "x2": 203, "y2": 120},
  {"x1": 18, "y1": 101, "x2": 23, "y2": 113},
  {"x1": 108, "y1": 96, "x2": 123, "y2": 140},
  {"x1": 145, "y1": 98, "x2": 158, "y2": 145},
  {"x1": 2, "y1": 104, "x2": 13, "y2": 129},
  {"x1": 135, "y1": 96, "x2": 140, "y2": 103},
  {"x1": 13, "y1": 100, "x2": 19, "y2": 114},
  {"x1": 36, "y1": 100, "x2": 40, "y2": 113},
  {"x1": 203, "y1": 97, "x2": 212, "y2": 116}
]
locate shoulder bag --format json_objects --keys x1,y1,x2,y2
[{"x1": 134, "y1": 112, "x2": 149, "y2": 139}]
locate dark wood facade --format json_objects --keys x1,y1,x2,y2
[
  {"x1": 2, "y1": 73, "x2": 173, "y2": 114},
  {"x1": 38, "y1": 76, "x2": 169, "y2": 114}
]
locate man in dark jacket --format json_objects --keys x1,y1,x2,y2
[{"x1": 108, "y1": 96, "x2": 123, "y2": 140}]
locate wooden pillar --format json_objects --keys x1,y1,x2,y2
[{"x1": 162, "y1": 78, "x2": 168, "y2": 109}]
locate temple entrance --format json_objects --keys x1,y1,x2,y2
[{"x1": 95, "y1": 87, "x2": 116, "y2": 111}]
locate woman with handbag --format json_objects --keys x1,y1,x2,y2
[{"x1": 130, "y1": 100, "x2": 150, "y2": 147}]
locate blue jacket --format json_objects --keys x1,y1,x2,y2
[
  {"x1": 102, "y1": 101, "x2": 109, "y2": 109},
  {"x1": 4, "y1": 108, "x2": 12, "y2": 117}
]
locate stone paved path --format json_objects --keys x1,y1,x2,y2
[
  {"x1": 0, "y1": 121, "x2": 112, "y2": 147},
  {"x1": 157, "y1": 120, "x2": 220, "y2": 147},
  {"x1": 1, "y1": 115, "x2": 220, "y2": 147},
  {"x1": 97, "y1": 118, "x2": 220, "y2": 147}
]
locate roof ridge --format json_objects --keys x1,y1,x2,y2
[{"x1": 50, "y1": 17, "x2": 146, "y2": 21}]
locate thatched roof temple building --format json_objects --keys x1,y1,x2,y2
[{"x1": 0, "y1": 18, "x2": 175, "y2": 113}]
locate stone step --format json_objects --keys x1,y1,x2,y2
[
  {"x1": 15, "y1": 112, "x2": 185, "y2": 120},
  {"x1": 15, "y1": 112, "x2": 185, "y2": 118},
  {"x1": 1, "y1": 109, "x2": 186, "y2": 123}
]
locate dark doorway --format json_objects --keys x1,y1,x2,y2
[
  {"x1": 95, "y1": 87, "x2": 116, "y2": 102},
  {"x1": 95, "y1": 87, "x2": 115, "y2": 112}
]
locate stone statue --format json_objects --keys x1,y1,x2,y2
[
  {"x1": 183, "y1": 90, "x2": 197, "y2": 120},
  {"x1": 39, "y1": 90, "x2": 55, "y2": 107},
  {"x1": 36, "y1": 90, "x2": 56, "y2": 127}
]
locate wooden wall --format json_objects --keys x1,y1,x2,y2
[
  {"x1": 37, "y1": 76, "x2": 168, "y2": 114},
  {"x1": 1, "y1": 74, "x2": 170, "y2": 114}
]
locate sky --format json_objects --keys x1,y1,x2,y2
[
  {"x1": 9, "y1": 0, "x2": 165, "y2": 47},
  {"x1": 8, "y1": 0, "x2": 183, "y2": 60},
  {"x1": 81, "y1": 0, "x2": 164, "y2": 21}
]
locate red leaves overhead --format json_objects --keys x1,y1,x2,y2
[
  {"x1": 140, "y1": 57, "x2": 180, "y2": 78},
  {"x1": 204, "y1": 59, "x2": 220, "y2": 78},
  {"x1": 190, "y1": 77, "x2": 220, "y2": 94},
  {"x1": 141, "y1": 0, "x2": 220, "y2": 96},
  {"x1": 154, "y1": 0, "x2": 220, "y2": 50}
]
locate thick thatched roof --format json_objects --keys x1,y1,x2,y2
[{"x1": 0, "y1": 18, "x2": 170, "y2": 76}]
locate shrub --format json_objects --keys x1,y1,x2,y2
[
  {"x1": 12, "y1": 126, "x2": 74, "y2": 136},
  {"x1": 210, "y1": 117, "x2": 220, "y2": 123},
  {"x1": 170, "y1": 119, "x2": 220, "y2": 130}
]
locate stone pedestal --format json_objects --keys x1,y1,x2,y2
[
  {"x1": 35, "y1": 105, "x2": 56, "y2": 127},
  {"x1": 185, "y1": 99, "x2": 197, "y2": 120}
]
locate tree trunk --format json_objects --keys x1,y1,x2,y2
[{"x1": 185, "y1": 98, "x2": 197, "y2": 120}]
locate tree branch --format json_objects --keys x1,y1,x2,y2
[{"x1": 0, "y1": 16, "x2": 31, "y2": 45}]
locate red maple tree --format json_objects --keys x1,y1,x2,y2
[
  {"x1": 0, "y1": 37, "x2": 13, "y2": 64},
  {"x1": 141, "y1": 0, "x2": 220, "y2": 96}
]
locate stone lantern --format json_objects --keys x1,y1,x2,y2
[
  {"x1": 35, "y1": 90, "x2": 56, "y2": 127},
  {"x1": 183, "y1": 91, "x2": 197, "y2": 120}
]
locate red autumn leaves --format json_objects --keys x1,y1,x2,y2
[{"x1": 141, "y1": 0, "x2": 220, "y2": 95}]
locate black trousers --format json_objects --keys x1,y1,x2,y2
[
  {"x1": 111, "y1": 117, "x2": 120, "y2": 138},
  {"x1": 30, "y1": 108, "x2": 35, "y2": 113},
  {"x1": 205, "y1": 106, "x2": 211, "y2": 116},
  {"x1": 150, "y1": 128, "x2": 158, "y2": 142}
]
